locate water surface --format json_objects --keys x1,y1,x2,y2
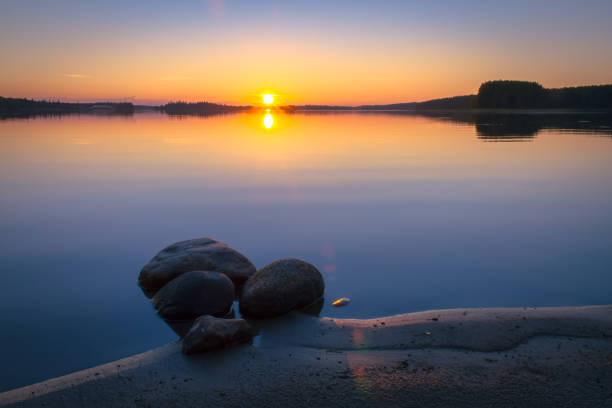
[{"x1": 1, "y1": 111, "x2": 611, "y2": 391}]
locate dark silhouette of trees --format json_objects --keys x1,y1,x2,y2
[
  {"x1": 476, "y1": 81, "x2": 612, "y2": 109},
  {"x1": 3, "y1": 79, "x2": 611, "y2": 119},
  {"x1": 0, "y1": 97, "x2": 134, "y2": 117},
  {"x1": 477, "y1": 81, "x2": 547, "y2": 108},
  {"x1": 0, "y1": 97, "x2": 79, "y2": 116},
  {"x1": 415, "y1": 95, "x2": 477, "y2": 110},
  {"x1": 107, "y1": 103, "x2": 134, "y2": 114},
  {"x1": 547, "y1": 85, "x2": 612, "y2": 109},
  {"x1": 161, "y1": 101, "x2": 250, "y2": 115}
]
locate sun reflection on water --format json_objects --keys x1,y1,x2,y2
[{"x1": 263, "y1": 112, "x2": 274, "y2": 129}]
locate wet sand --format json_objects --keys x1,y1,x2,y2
[{"x1": 1, "y1": 305, "x2": 611, "y2": 407}]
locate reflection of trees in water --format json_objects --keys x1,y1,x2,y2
[
  {"x1": 416, "y1": 111, "x2": 612, "y2": 142},
  {"x1": 471, "y1": 113, "x2": 541, "y2": 142}
]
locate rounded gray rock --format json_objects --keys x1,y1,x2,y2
[
  {"x1": 240, "y1": 258, "x2": 325, "y2": 318},
  {"x1": 182, "y1": 315, "x2": 255, "y2": 354},
  {"x1": 139, "y1": 238, "x2": 256, "y2": 297},
  {"x1": 152, "y1": 271, "x2": 234, "y2": 320}
]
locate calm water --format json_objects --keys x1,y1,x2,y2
[{"x1": 1, "y1": 111, "x2": 611, "y2": 391}]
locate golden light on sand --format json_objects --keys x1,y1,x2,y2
[
  {"x1": 263, "y1": 112, "x2": 274, "y2": 129},
  {"x1": 263, "y1": 94, "x2": 274, "y2": 105}
]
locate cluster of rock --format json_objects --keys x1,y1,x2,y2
[
  {"x1": 138, "y1": 238, "x2": 325, "y2": 354},
  {"x1": 181, "y1": 315, "x2": 255, "y2": 355}
]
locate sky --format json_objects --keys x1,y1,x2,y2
[{"x1": 1, "y1": 0, "x2": 612, "y2": 105}]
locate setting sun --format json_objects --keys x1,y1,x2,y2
[{"x1": 263, "y1": 94, "x2": 274, "y2": 105}]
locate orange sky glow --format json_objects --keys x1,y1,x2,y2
[{"x1": 2, "y1": 1, "x2": 612, "y2": 105}]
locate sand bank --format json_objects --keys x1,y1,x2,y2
[{"x1": 2, "y1": 305, "x2": 611, "y2": 407}]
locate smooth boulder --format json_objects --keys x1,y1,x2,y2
[
  {"x1": 182, "y1": 315, "x2": 255, "y2": 354},
  {"x1": 153, "y1": 271, "x2": 234, "y2": 320},
  {"x1": 240, "y1": 258, "x2": 325, "y2": 318},
  {"x1": 139, "y1": 238, "x2": 256, "y2": 297}
]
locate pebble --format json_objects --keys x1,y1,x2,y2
[{"x1": 331, "y1": 297, "x2": 350, "y2": 307}]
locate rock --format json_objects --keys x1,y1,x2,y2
[
  {"x1": 139, "y1": 238, "x2": 256, "y2": 297},
  {"x1": 152, "y1": 271, "x2": 234, "y2": 320},
  {"x1": 240, "y1": 258, "x2": 325, "y2": 318},
  {"x1": 182, "y1": 315, "x2": 255, "y2": 354},
  {"x1": 331, "y1": 297, "x2": 350, "y2": 307},
  {"x1": 301, "y1": 297, "x2": 324, "y2": 317}
]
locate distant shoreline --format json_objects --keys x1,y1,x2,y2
[
  {"x1": 2, "y1": 102, "x2": 611, "y2": 120},
  {"x1": 280, "y1": 107, "x2": 612, "y2": 114},
  {"x1": 2, "y1": 80, "x2": 611, "y2": 118}
]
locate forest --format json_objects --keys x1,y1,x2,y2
[
  {"x1": 476, "y1": 80, "x2": 612, "y2": 109},
  {"x1": 161, "y1": 101, "x2": 250, "y2": 115},
  {"x1": 0, "y1": 97, "x2": 134, "y2": 117}
]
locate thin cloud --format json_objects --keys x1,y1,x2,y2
[{"x1": 63, "y1": 73, "x2": 92, "y2": 79}]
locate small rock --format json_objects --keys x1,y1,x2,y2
[
  {"x1": 138, "y1": 238, "x2": 256, "y2": 297},
  {"x1": 331, "y1": 297, "x2": 350, "y2": 307},
  {"x1": 182, "y1": 315, "x2": 255, "y2": 354},
  {"x1": 153, "y1": 271, "x2": 234, "y2": 320},
  {"x1": 240, "y1": 258, "x2": 325, "y2": 318}
]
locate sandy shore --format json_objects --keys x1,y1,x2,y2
[{"x1": 2, "y1": 305, "x2": 612, "y2": 407}]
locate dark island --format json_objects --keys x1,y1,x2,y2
[{"x1": 160, "y1": 101, "x2": 250, "y2": 115}]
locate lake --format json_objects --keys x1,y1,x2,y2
[{"x1": 1, "y1": 110, "x2": 611, "y2": 391}]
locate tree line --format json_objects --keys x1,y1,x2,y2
[
  {"x1": 3, "y1": 80, "x2": 611, "y2": 118},
  {"x1": 476, "y1": 80, "x2": 612, "y2": 109},
  {"x1": 161, "y1": 102, "x2": 250, "y2": 115},
  {"x1": 0, "y1": 97, "x2": 134, "y2": 117}
]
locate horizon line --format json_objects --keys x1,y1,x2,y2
[{"x1": 3, "y1": 80, "x2": 612, "y2": 109}]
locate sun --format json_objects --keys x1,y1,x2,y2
[{"x1": 263, "y1": 94, "x2": 274, "y2": 105}]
